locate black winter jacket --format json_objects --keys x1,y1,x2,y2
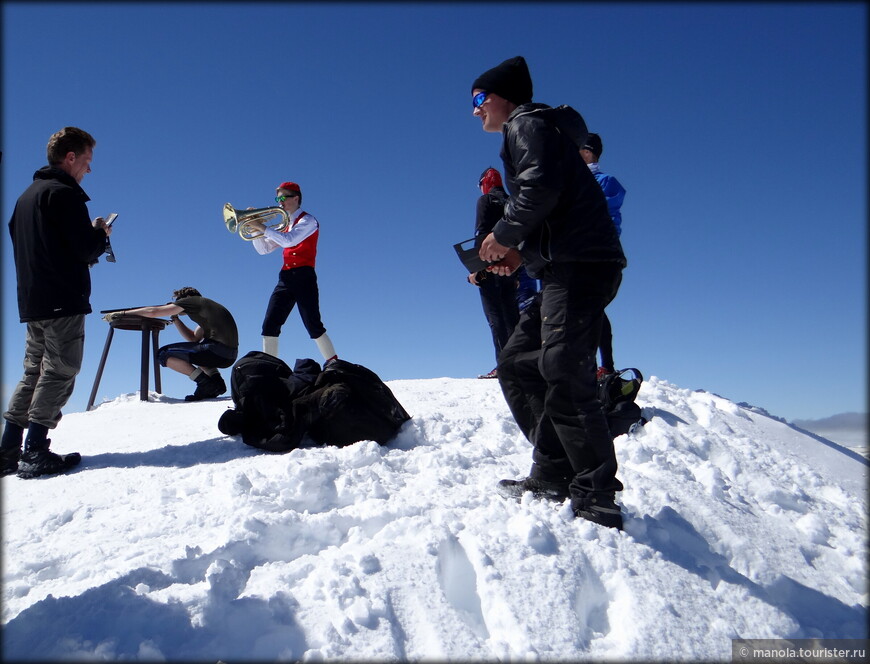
[
  {"x1": 474, "y1": 185, "x2": 509, "y2": 246},
  {"x1": 8, "y1": 167, "x2": 107, "y2": 322},
  {"x1": 493, "y1": 103, "x2": 627, "y2": 278}
]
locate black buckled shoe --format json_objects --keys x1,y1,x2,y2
[
  {"x1": 572, "y1": 493, "x2": 623, "y2": 530},
  {"x1": 496, "y1": 476, "x2": 571, "y2": 501},
  {"x1": 16, "y1": 442, "x2": 81, "y2": 479}
]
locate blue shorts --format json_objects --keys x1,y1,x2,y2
[{"x1": 157, "y1": 340, "x2": 237, "y2": 369}]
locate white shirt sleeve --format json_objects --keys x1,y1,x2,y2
[
  {"x1": 252, "y1": 235, "x2": 279, "y2": 255},
  {"x1": 259, "y1": 213, "x2": 319, "y2": 248}
]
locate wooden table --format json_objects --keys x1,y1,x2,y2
[{"x1": 87, "y1": 313, "x2": 171, "y2": 410}]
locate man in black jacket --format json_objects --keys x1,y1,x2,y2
[
  {"x1": 1, "y1": 127, "x2": 112, "y2": 478},
  {"x1": 471, "y1": 56, "x2": 628, "y2": 529},
  {"x1": 469, "y1": 167, "x2": 519, "y2": 379}
]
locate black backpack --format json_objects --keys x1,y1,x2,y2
[
  {"x1": 598, "y1": 368, "x2": 647, "y2": 437},
  {"x1": 218, "y1": 351, "x2": 320, "y2": 452},
  {"x1": 295, "y1": 359, "x2": 412, "y2": 447}
]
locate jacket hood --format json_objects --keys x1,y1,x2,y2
[
  {"x1": 34, "y1": 165, "x2": 71, "y2": 182},
  {"x1": 508, "y1": 103, "x2": 589, "y2": 149},
  {"x1": 32, "y1": 165, "x2": 90, "y2": 201}
]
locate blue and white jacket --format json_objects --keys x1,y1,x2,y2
[{"x1": 588, "y1": 163, "x2": 626, "y2": 237}]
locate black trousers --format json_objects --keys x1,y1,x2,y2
[
  {"x1": 261, "y1": 266, "x2": 326, "y2": 339},
  {"x1": 478, "y1": 273, "x2": 520, "y2": 362},
  {"x1": 599, "y1": 312, "x2": 614, "y2": 372},
  {"x1": 497, "y1": 262, "x2": 624, "y2": 497}
]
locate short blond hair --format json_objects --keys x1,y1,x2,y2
[{"x1": 46, "y1": 127, "x2": 96, "y2": 165}]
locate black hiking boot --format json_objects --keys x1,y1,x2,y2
[
  {"x1": 496, "y1": 476, "x2": 571, "y2": 502},
  {"x1": 1, "y1": 447, "x2": 21, "y2": 477},
  {"x1": 208, "y1": 373, "x2": 227, "y2": 398},
  {"x1": 185, "y1": 372, "x2": 226, "y2": 402},
  {"x1": 572, "y1": 493, "x2": 623, "y2": 530},
  {"x1": 16, "y1": 442, "x2": 81, "y2": 479}
]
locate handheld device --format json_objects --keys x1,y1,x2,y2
[
  {"x1": 453, "y1": 238, "x2": 490, "y2": 273},
  {"x1": 104, "y1": 213, "x2": 118, "y2": 227}
]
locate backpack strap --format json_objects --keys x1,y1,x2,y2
[
  {"x1": 599, "y1": 368, "x2": 643, "y2": 408},
  {"x1": 616, "y1": 368, "x2": 643, "y2": 383}
]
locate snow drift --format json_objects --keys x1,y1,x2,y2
[{"x1": 2, "y1": 375, "x2": 867, "y2": 661}]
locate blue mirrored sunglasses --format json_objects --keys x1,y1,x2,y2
[{"x1": 472, "y1": 91, "x2": 488, "y2": 109}]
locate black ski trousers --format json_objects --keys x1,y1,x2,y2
[
  {"x1": 599, "y1": 312, "x2": 614, "y2": 373},
  {"x1": 497, "y1": 261, "x2": 624, "y2": 498},
  {"x1": 261, "y1": 266, "x2": 326, "y2": 339},
  {"x1": 478, "y1": 273, "x2": 520, "y2": 363}
]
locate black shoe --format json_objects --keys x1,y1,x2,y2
[
  {"x1": 212, "y1": 372, "x2": 227, "y2": 394},
  {"x1": 497, "y1": 476, "x2": 571, "y2": 501},
  {"x1": 1, "y1": 447, "x2": 21, "y2": 477},
  {"x1": 572, "y1": 493, "x2": 623, "y2": 530},
  {"x1": 185, "y1": 373, "x2": 225, "y2": 402},
  {"x1": 16, "y1": 443, "x2": 81, "y2": 479}
]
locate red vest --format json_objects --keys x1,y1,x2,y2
[{"x1": 281, "y1": 211, "x2": 319, "y2": 270}]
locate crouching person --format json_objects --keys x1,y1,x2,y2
[
  {"x1": 113, "y1": 287, "x2": 239, "y2": 401},
  {"x1": 218, "y1": 352, "x2": 411, "y2": 452}
]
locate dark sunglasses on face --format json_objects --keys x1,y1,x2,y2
[
  {"x1": 472, "y1": 91, "x2": 488, "y2": 109},
  {"x1": 275, "y1": 194, "x2": 297, "y2": 203}
]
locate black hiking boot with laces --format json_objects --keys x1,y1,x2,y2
[
  {"x1": 496, "y1": 476, "x2": 571, "y2": 501},
  {"x1": 572, "y1": 492, "x2": 623, "y2": 530},
  {"x1": 16, "y1": 441, "x2": 81, "y2": 479}
]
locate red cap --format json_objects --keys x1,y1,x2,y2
[{"x1": 277, "y1": 181, "x2": 301, "y2": 194}]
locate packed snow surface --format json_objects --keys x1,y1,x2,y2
[{"x1": 2, "y1": 376, "x2": 867, "y2": 661}]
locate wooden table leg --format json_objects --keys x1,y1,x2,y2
[
  {"x1": 140, "y1": 325, "x2": 149, "y2": 401},
  {"x1": 87, "y1": 326, "x2": 115, "y2": 411},
  {"x1": 152, "y1": 329, "x2": 162, "y2": 394}
]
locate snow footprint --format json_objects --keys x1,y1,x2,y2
[{"x1": 435, "y1": 534, "x2": 489, "y2": 640}]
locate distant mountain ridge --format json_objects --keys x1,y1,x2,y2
[
  {"x1": 790, "y1": 412, "x2": 867, "y2": 456},
  {"x1": 792, "y1": 412, "x2": 867, "y2": 431}
]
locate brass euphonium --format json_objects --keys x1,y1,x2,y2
[{"x1": 223, "y1": 203, "x2": 290, "y2": 240}]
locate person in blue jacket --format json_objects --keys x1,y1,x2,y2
[{"x1": 580, "y1": 133, "x2": 626, "y2": 379}]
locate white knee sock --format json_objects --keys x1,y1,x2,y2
[
  {"x1": 314, "y1": 333, "x2": 336, "y2": 361},
  {"x1": 263, "y1": 336, "x2": 279, "y2": 357}
]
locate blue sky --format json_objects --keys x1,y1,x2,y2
[{"x1": 2, "y1": 2, "x2": 866, "y2": 422}]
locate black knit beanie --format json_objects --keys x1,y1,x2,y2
[
  {"x1": 471, "y1": 56, "x2": 533, "y2": 106},
  {"x1": 583, "y1": 133, "x2": 603, "y2": 158}
]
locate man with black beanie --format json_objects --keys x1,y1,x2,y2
[{"x1": 471, "y1": 56, "x2": 628, "y2": 529}]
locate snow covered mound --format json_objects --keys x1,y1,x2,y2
[{"x1": 2, "y1": 376, "x2": 867, "y2": 661}]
